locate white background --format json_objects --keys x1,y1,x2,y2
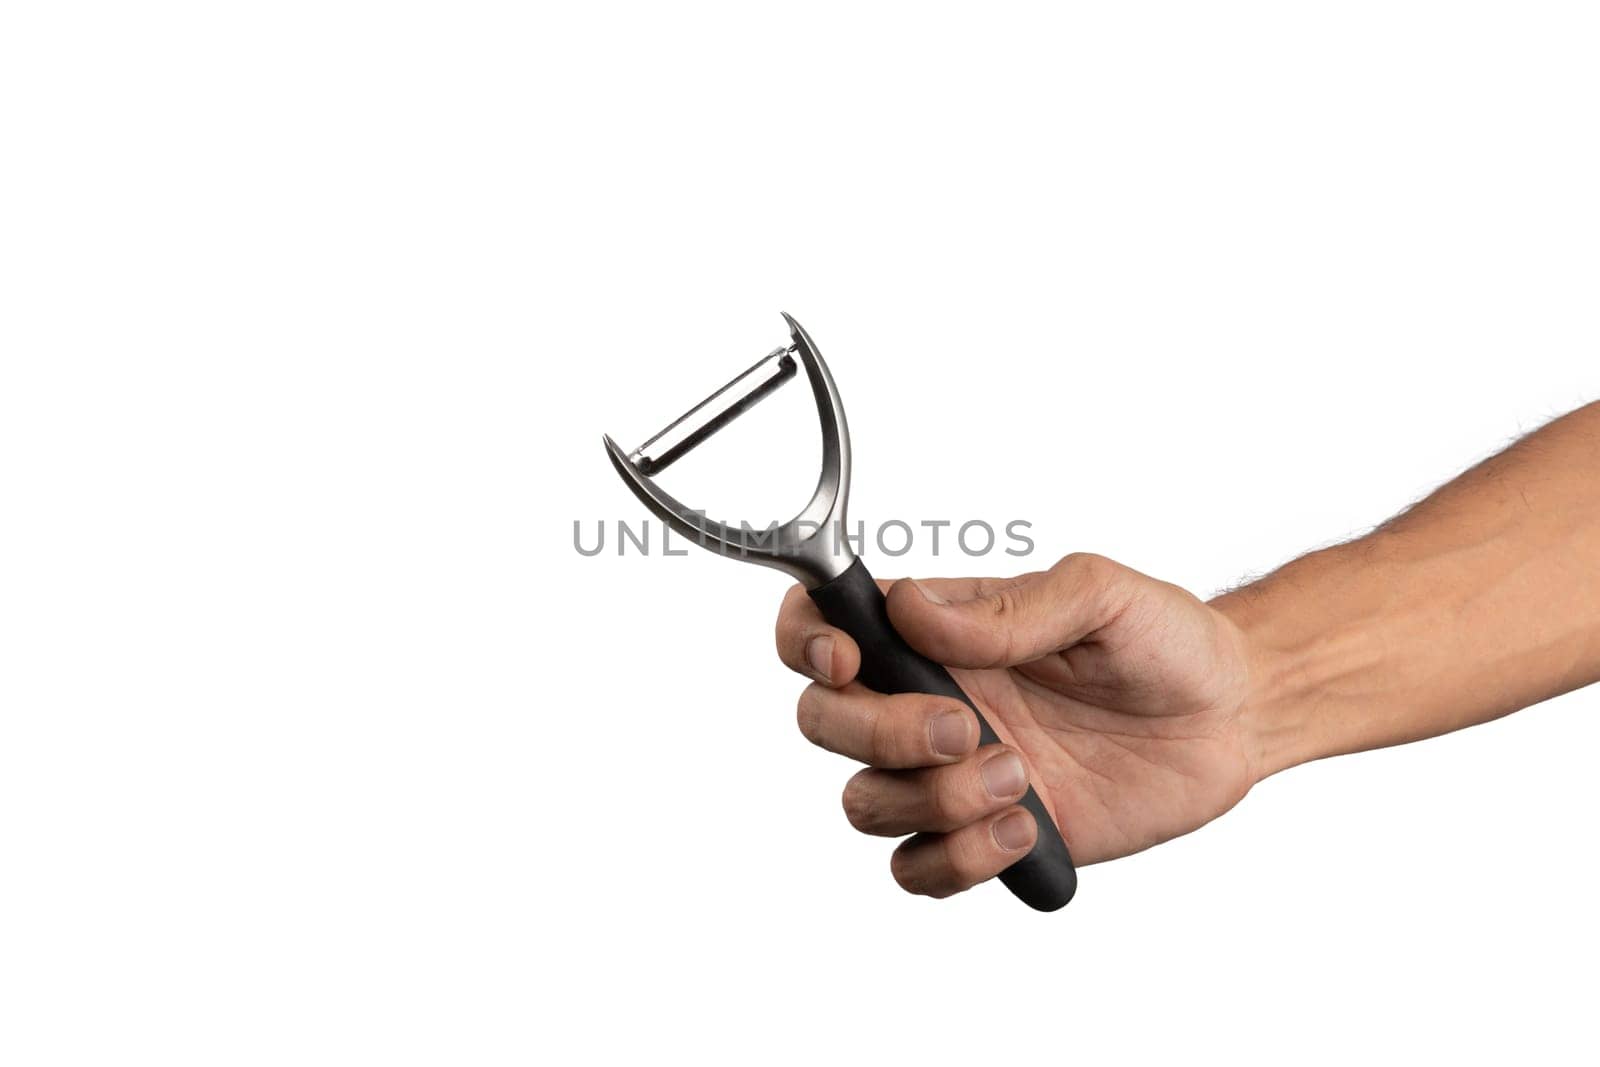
[{"x1": 3, "y1": 2, "x2": 1598, "y2": 1064}]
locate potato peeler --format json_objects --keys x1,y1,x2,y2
[{"x1": 602, "y1": 313, "x2": 1077, "y2": 911}]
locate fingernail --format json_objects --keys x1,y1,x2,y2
[
  {"x1": 993, "y1": 810, "x2": 1034, "y2": 852},
  {"x1": 806, "y1": 635, "x2": 833, "y2": 682},
  {"x1": 913, "y1": 580, "x2": 947, "y2": 605},
  {"x1": 981, "y1": 752, "x2": 1026, "y2": 799},
  {"x1": 928, "y1": 710, "x2": 970, "y2": 756}
]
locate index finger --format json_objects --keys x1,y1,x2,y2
[
  {"x1": 776, "y1": 575, "x2": 1009, "y2": 687},
  {"x1": 775, "y1": 583, "x2": 860, "y2": 687}
]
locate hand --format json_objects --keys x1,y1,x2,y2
[{"x1": 775, "y1": 553, "x2": 1259, "y2": 899}]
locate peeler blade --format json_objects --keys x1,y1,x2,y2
[
  {"x1": 626, "y1": 347, "x2": 797, "y2": 476},
  {"x1": 602, "y1": 312, "x2": 855, "y2": 588}
]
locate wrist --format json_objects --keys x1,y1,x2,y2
[
  {"x1": 1211, "y1": 537, "x2": 1397, "y2": 781},
  {"x1": 1212, "y1": 598, "x2": 1331, "y2": 781}
]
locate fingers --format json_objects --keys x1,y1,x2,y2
[
  {"x1": 890, "y1": 807, "x2": 1038, "y2": 898},
  {"x1": 885, "y1": 553, "x2": 1134, "y2": 669},
  {"x1": 792, "y1": 678, "x2": 1037, "y2": 897},
  {"x1": 796, "y1": 683, "x2": 977, "y2": 768},
  {"x1": 841, "y1": 744, "x2": 1029, "y2": 835},
  {"x1": 774, "y1": 583, "x2": 861, "y2": 687},
  {"x1": 777, "y1": 572, "x2": 1078, "y2": 901}
]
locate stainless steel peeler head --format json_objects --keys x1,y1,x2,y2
[{"x1": 603, "y1": 313, "x2": 857, "y2": 588}]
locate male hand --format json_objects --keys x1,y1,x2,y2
[{"x1": 775, "y1": 553, "x2": 1258, "y2": 898}]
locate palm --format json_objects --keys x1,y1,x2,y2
[{"x1": 947, "y1": 580, "x2": 1254, "y2": 866}]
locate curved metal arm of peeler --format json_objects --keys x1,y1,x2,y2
[{"x1": 774, "y1": 553, "x2": 1259, "y2": 900}]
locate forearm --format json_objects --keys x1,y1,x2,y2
[{"x1": 1214, "y1": 402, "x2": 1600, "y2": 779}]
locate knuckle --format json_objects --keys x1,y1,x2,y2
[
  {"x1": 1058, "y1": 551, "x2": 1131, "y2": 621},
  {"x1": 943, "y1": 834, "x2": 988, "y2": 891},
  {"x1": 840, "y1": 773, "x2": 883, "y2": 832},
  {"x1": 889, "y1": 848, "x2": 918, "y2": 893},
  {"x1": 889, "y1": 842, "x2": 943, "y2": 897},
  {"x1": 775, "y1": 585, "x2": 809, "y2": 645},
  {"x1": 984, "y1": 587, "x2": 1020, "y2": 618},
  {"x1": 977, "y1": 589, "x2": 1028, "y2": 667},
  {"x1": 930, "y1": 837, "x2": 968, "y2": 896},
  {"x1": 1059, "y1": 551, "x2": 1116, "y2": 587},
  {"x1": 865, "y1": 700, "x2": 898, "y2": 763},
  {"x1": 926, "y1": 770, "x2": 978, "y2": 829},
  {"x1": 795, "y1": 686, "x2": 825, "y2": 744}
]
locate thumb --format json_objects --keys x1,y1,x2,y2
[{"x1": 885, "y1": 554, "x2": 1131, "y2": 669}]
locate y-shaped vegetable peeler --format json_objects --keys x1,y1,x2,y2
[{"x1": 603, "y1": 313, "x2": 1077, "y2": 911}]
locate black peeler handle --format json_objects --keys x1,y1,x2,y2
[{"x1": 808, "y1": 559, "x2": 1078, "y2": 912}]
